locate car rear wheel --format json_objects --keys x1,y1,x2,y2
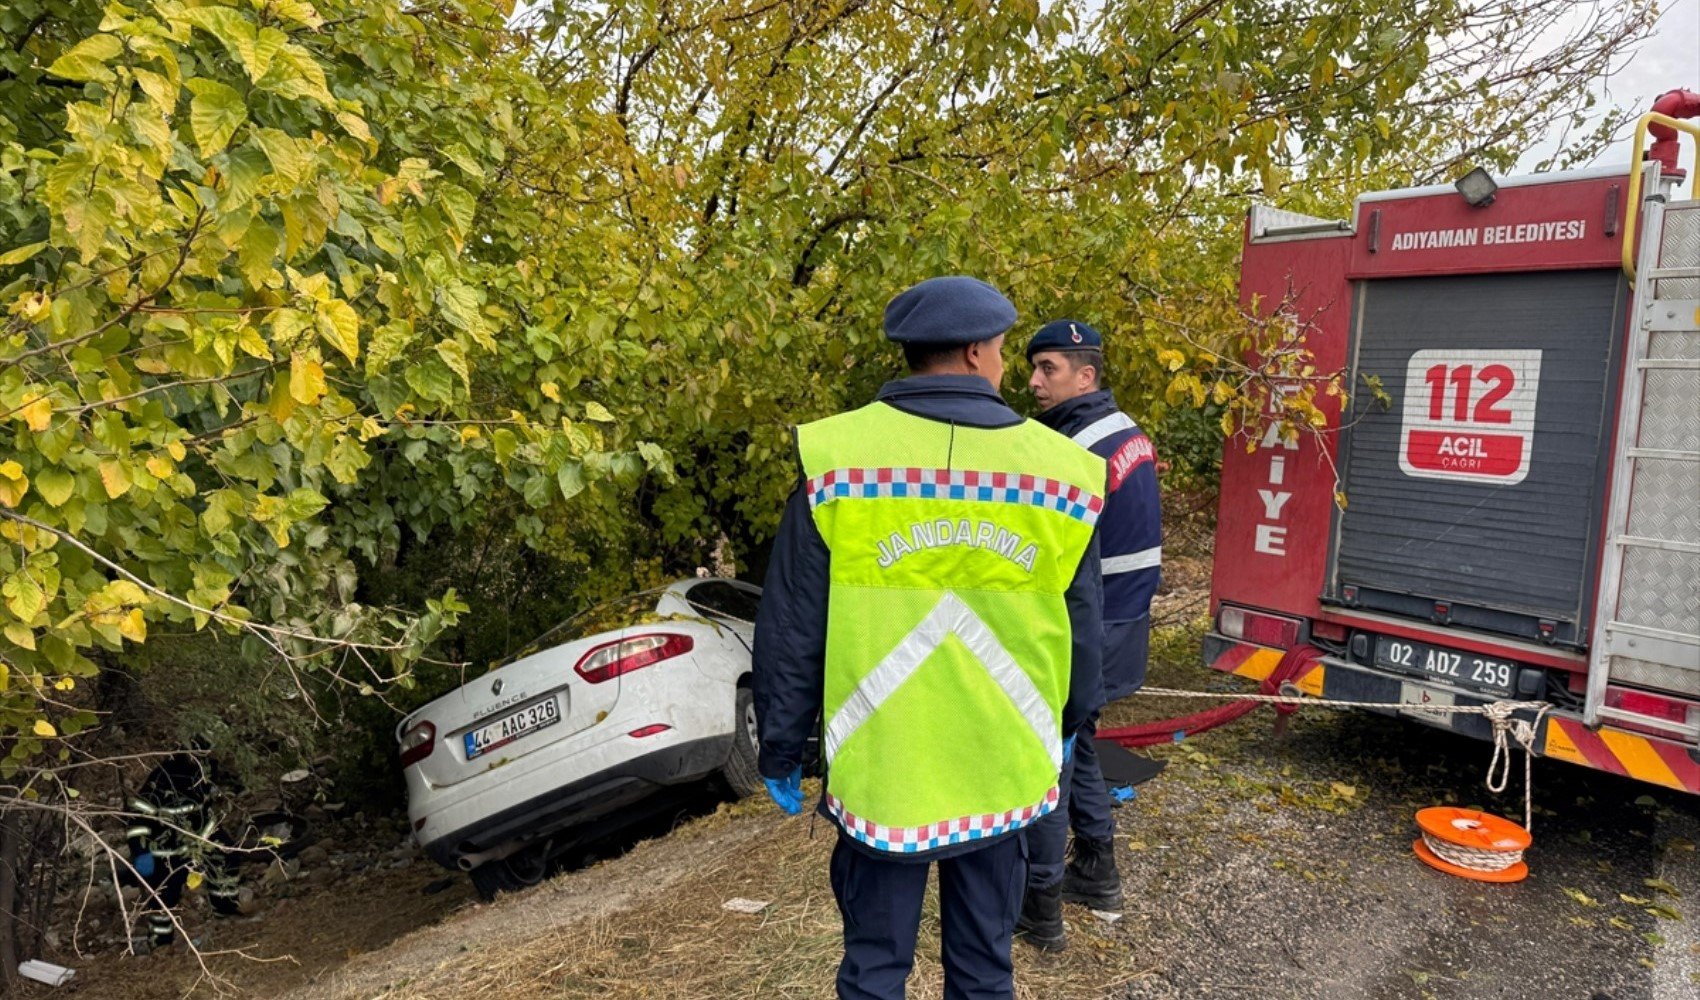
[
  {"x1": 467, "y1": 842, "x2": 550, "y2": 901},
  {"x1": 719, "y1": 686, "x2": 763, "y2": 800}
]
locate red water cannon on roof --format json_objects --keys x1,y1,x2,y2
[{"x1": 1646, "y1": 88, "x2": 1700, "y2": 176}]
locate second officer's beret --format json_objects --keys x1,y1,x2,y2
[
  {"x1": 883, "y1": 276, "x2": 1018, "y2": 345},
  {"x1": 1025, "y1": 318, "x2": 1103, "y2": 360}
]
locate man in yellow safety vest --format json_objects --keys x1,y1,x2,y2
[{"x1": 753, "y1": 275, "x2": 1106, "y2": 999}]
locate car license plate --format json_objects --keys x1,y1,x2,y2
[
  {"x1": 464, "y1": 698, "x2": 561, "y2": 759},
  {"x1": 1375, "y1": 637, "x2": 1515, "y2": 696}
]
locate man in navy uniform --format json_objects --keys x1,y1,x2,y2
[
  {"x1": 1016, "y1": 319, "x2": 1161, "y2": 951},
  {"x1": 753, "y1": 278, "x2": 1106, "y2": 999}
]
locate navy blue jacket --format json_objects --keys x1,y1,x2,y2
[
  {"x1": 1035, "y1": 390, "x2": 1161, "y2": 699},
  {"x1": 751, "y1": 375, "x2": 1105, "y2": 857}
]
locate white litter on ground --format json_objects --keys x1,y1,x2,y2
[
  {"x1": 19, "y1": 960, "x2": 76, "y2": 986},
  {"x1": 1090, "y1": 909, "x2": 1123, "y2": 924},
  {"x1": 721, "y1": 897, "x2": 771, "y2": 914}
]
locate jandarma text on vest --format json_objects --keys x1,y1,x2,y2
[{"x1": 875, "y1": 518, "x2": 1039, "y2": 572}]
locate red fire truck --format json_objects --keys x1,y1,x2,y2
[{"x1": 1207, "y1": 97, "x2": 1700, "y2": 795}]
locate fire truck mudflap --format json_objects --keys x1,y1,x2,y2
[{"x1": 1208, "y1": 126, "x2": 1700, "y2": 796}]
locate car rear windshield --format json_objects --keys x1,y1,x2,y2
[{"x1": 683, "y1": 581, "x2": 761, "y2": 625}]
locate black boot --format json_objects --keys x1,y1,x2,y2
[
  {"x1": 144, "y1": 912, "x2": 176, "y2": 952},
  {"x1": 1015, "y1": 883, "x2": 1066, "y2": 952},
  {"x1": 1060, "y1": 837, "x2": 1123, "y2": 910}
]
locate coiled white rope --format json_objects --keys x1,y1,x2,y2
[{"x1": 1420, "y1": 830, "x2": 1525, "y2": 872}]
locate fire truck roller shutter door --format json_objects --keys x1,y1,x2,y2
[{"x1": 1329, "y1": 269, "x2": 1626, "y2": 645}]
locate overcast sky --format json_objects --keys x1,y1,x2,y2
[{"x1": 1521, "y1": 0, "x2": 1699, "y2": 196}]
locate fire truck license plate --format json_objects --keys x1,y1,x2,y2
[
  {"x1": 464, "y1": 698, "x2": 561, "y2": 760},
  {"x1": 1374, "y1": 637, "x2": 1515, "y2": 696}
]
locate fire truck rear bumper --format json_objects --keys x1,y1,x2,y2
[{"x1": 1203, "y1": 633, "x2": 1700, "y2": 795}]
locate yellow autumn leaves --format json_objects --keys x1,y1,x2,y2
[{"x1": 0, "y1": 462, "x2": 26, "y2": 508}]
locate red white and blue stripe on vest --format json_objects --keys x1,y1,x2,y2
[
  {"x1": 825, "y1": 785, "x2": 1060, "y2": 853},
  {"x1": 806, "y1": 467, "x2": 1103, "y2": 525}
]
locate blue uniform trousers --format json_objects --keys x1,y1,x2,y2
[
  {"x1": 1025, "y1": 616, "x2": 1149, "y2": 888},
  {"x1": 1022, "y1": 716, "x2": 1114, "y2": 888},
  {"x1": 830, "y1": 832, "x2": 1026, "y2": 1000}
]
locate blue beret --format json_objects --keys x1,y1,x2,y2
[
  {"x1": 1025, "y1": 319, "x2": 1103, "y2": 360},
  {"x1": 883, "y1": 276, "x2": 1018, "y2": 345}
]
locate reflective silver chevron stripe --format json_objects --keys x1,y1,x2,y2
[
  {"x1": 1102, "y1": 546, "x2": 1162, "y2": 575},
  {"x1": 823, "y1": 599, "x2": 954, "y2": 762},
  {"x1": 823, "y1": 592, "x2": 1062, "y2": 768},
  {"x1": 950, "y1": 599, "x2": 1061, "y2": 767},
  {"x1": 1071, "y1": 412, "x2": 1136, "y2": 450}
]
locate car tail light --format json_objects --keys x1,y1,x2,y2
[
  {"x1": 1604, "y1": 686, "x2": 1699, "y2": 740},
  {"x1": 628, "y1": 724, "x2": 672, "y2": 738},
  {"x1": 399, "y1": 720, "x2": 436, "y2": 768},
  {"x1": 575, "y1": 633, "x2": 695, "y2": 684},
  {"x1": 1219, "y1": 606, "x2": 1301, "y2": 649}
]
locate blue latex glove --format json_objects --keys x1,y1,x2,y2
[
  {"x1": 133, "y1": 851, "x2": 156, "y2": 879},
  {"x1": 764, "y1": 768, "x2": 804, "y2": 815},
  {"x1": 1062, "y1": 734, "x2": 1077, "y2": 765}
]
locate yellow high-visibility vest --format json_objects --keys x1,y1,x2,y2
[{"x1": 797, "y1": 401, "x2": 1104, "y2": 853}]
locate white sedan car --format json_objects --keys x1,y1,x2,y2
[{"x1": 397, "y1": 579, "x2": 764, "y2": 898}]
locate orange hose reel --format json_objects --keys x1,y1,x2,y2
[{"x1": 1411, "y1": 806, "x2": 1532, "y2": 883}]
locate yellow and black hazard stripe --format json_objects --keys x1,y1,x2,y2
[
  {"x1": 1540, "y1": 717, "x2": 1700, "y2": 794},
  {"x1": 1207, "y1": 641, "x2": 1325, "y2": 697}
]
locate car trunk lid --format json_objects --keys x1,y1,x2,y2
[{"x1": 404, "y1": 636, "x2": 620, "y2": 788}]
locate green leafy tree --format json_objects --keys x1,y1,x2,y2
[
  {"x1": 498, "y1": 0, "x2": 1653, "y2": 558},
  {"x1": 0, "y1": 0, "x2": 670, "y2": 972}
]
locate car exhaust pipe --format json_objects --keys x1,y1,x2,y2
[{"x1": 455, "y1": 840, "x2": 525, "y2": 871}]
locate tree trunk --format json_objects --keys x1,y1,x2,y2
[{"x1": 0, "y1": 810, "x2": 23, "y2": 996}]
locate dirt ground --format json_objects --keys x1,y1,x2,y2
[
  {"x1": 279, "y1": 692, "x2": 1695, "y2": 1000},
  {"x1": 20, "y1": 552, "x2": 1699, "y2": 999},
  {"x1": 22, "y1": 846, "x2": 477, "y2": 999}
]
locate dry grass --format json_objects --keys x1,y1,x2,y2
[{"x1": 359, "y1": 809, "x2": 1157, "y2": 1000}]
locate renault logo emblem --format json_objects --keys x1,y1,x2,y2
[{"x1": 491, "y1": 677, "x2": 504, "y2": 696}]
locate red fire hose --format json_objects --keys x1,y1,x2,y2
[
  {"x1": 1648, "y1": 89, "x2": 1700, "y2": 175},
  {"x1": 1096, "y1": 644, "x2": 1321, "y2": 749}
]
